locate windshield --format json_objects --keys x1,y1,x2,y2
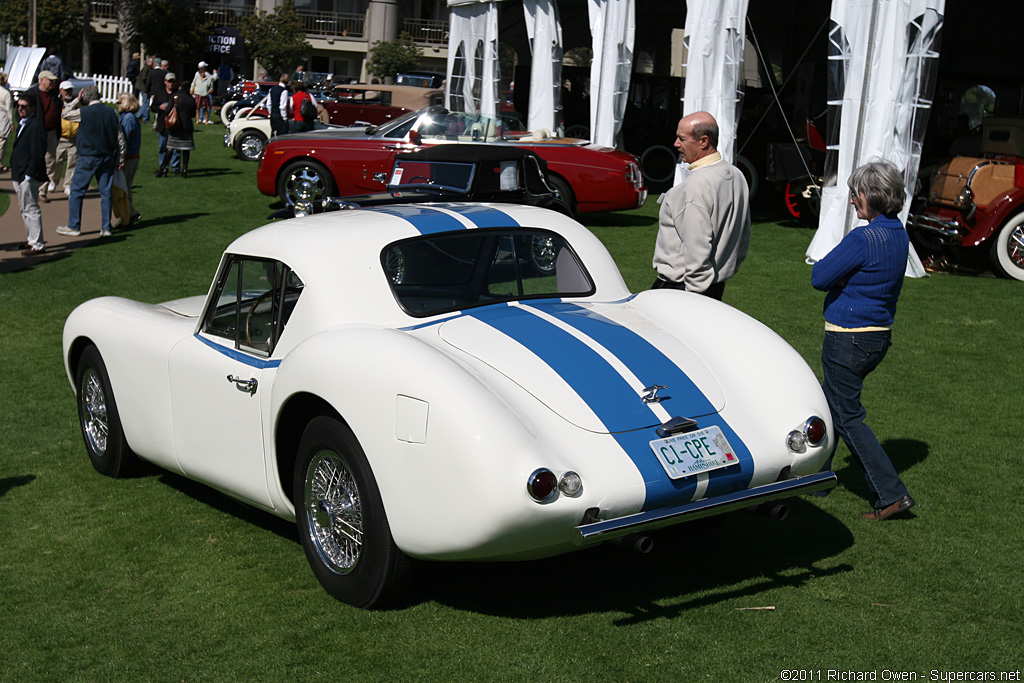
[
  {"x1": 389, "y1": 160, "x2": 475, "y2": 192},
  {"x1": 383, "y1": 228, "x2": 594, "y2": 317}
]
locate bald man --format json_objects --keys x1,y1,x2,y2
[{"x1": 652, "y1": 111, "x2": 751, "y2": 300}]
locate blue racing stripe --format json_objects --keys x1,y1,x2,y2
[
  {"x1": 195, "y1": 334, "x2": 282, "y2": 369},
  {"x1": 368, "y1": 205, "x2": 467, "y2": 234},
  {"x1": 431, "y1": 203, "x2": 520, "y2": 228},
  {"x1": 467, "y1": 304, "x2": 754, "y2": 509}
]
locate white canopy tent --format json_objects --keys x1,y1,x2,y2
[
  {"x1": 679, "y1": 0, "x2": 750, "y2": 173},
  {"x1": 522, "y1": 0, "x2": 563, "y2": 134},
  {"x1": 446, "y1": 0, "x2": 502, "y2": 117},
  {"x1": 807, "y1": 0, "x2": 945, "y2": 277},
  {"x1": 587, "y1": 0, "x2": 635, "y2": 149}
]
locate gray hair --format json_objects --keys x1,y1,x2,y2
[
  {"x1": 691, "y1": 117, "x2": 719, "y2": 150},
  {"x1": 848, "y1": 159, "x2": 906, "y2": 216},
  {"x1": 78, "y1": 85, "x2": 100, "y2": 104}
]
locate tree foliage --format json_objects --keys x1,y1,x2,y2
[
  {"x1": 0, "y1": 0, "x2": 83, "y2": 50},
  {"x1": 239, "y1": 1, "x2": 309, "y2": 77},
  {"x1": 366, "y1": 32, "x2": 422, "y2": 82},
  {"x1": 138, "y1": 1, "x2": 212, "y2": 71}
]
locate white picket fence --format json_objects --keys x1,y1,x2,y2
[{"x1": 72, "y1": 73, "x2": 134, "y2": 103}]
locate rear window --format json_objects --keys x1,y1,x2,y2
[{"x1": 383, "y1": 228, "x2": 593, "y2": 317}]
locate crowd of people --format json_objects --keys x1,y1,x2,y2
[{"x1": 3, "y1": 57, "x2": 224, "y2": 254}]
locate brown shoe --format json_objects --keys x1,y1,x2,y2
[
  {"x1": 21, "y1": 246, "x2": 46, "y2": 256},
  {"x1": 863, "y1": 495, "x2": 915, "y2": 520}
]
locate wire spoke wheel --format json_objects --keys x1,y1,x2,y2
[{"x1": 305, "y1": 449, "x2": 364, "y2": 574}]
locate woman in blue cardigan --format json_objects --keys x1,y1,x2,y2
[{"x1": 812, "y1": 159, "x2": 915, "y2": 521}]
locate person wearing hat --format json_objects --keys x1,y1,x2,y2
[
  {"x1": 22, "y1": 70, "x2": 61, "y2": 201},
  {"x1": 55, "y1": 80, "x2": 82, "y2": 196},
  {"x1": 190, "y1": 61, "x2": 216, "y2": 125},
  {"x1": 126, "y1": 52, "x2": 141, "y2": 91},
  {"x1": 152, "y1": 72, "x2": 181, "y2": 174}
]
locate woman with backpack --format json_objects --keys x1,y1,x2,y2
[{"x1": 289, "y1": 81, "x2": 318, "y2": 133}]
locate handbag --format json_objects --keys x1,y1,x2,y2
[
  {"x1": 165, "y1": 98, "x2": 180, "y2": 130},
  {"x1": 300, "y1": 93, "x2": 317, "y2": 121}
]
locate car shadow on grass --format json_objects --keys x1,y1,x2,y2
[{"x1": 411, "y1": 498, "x2": 854, "y2": 619}]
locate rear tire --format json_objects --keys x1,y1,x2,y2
[
  {"x1": 547, "y1": 175, "x2": 577, "y2": 218},
  {"x1": 990, "y1": 212, "x2": 1024, "y2": 281},
  {"x1": 75, "y1": 345, "x2": 137, "y2": 477},
  {"x1": 294, "y1": 416, "x2": 411, "y2": 609}
]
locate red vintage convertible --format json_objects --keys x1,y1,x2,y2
[
  {"x1": 908, "y1": 117, "x2": 1024, "y2": 281},
  {"x1": 256, "y1": 106, "x2": 647, "y2": 215}
]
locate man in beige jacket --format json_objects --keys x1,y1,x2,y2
[{"x1": 652, "y1": 111, "x2": 751, "y2": 301}]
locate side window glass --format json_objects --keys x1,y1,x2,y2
[{"x1": 203, "y1": 257, "x2": 304, "y2": 356}]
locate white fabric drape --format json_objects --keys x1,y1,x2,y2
[
  {"x1": 677, "y1": 0, "x2": 749, "y2": 184},
  {"x1": 446, "y1": 0, "x2": 501, "y2": 117},
  {"x1": 587, "y1": 0, "x2": 634, "y2": 149},
  {"x1": 523, "y1": 0, "x2": 563, "y2": 133},
  {"x1": 807, "y1": 0, "x2": 944, "y2": 277}
]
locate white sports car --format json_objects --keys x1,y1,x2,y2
[{"x1": 63, "y1": 203, "x2": 836, "y2": 608}]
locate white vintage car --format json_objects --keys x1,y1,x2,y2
[{"x1": 63, "y1": 203, "x2": 836, "y2": 608}]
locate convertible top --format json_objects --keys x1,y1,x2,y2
[{"x1": 395, "y1": 145, "x2": 543, "y2": 164}]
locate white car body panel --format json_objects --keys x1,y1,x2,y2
[{"x1": 64, "y1": 203, "x2": 834, "y2": 564}]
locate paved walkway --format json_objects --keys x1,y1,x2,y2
[{"x1": 0, "y1": 182, "x2": 113, "y2": 274}]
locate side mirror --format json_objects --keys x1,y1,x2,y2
[{"x1": 408, "y1": 129, "x2": 421, "y2": 145}]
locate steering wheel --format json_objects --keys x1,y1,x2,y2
[{"x1": 245, "y1": 290, "x2": 275, "y2": 348}]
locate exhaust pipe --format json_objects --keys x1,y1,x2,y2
[
  {"x1": 609, "y1": 533, "x2": 654, "y2": 554},
  {"x1": 745, "y1": 501, "x2": 789, "y2": 521}
]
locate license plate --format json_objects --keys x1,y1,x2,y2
[{"x1": 650, "y1": 426, "x2": 739, "y2": 479}]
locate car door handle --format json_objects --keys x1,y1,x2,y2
[{"x1": 227, "y1": 375, "x2": 258, "y2": 395}]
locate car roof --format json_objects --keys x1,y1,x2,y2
[{"x1": 224, "y1": 203, "x2": 630, "y2": 326}]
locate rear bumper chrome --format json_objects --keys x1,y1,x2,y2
[
  {"x1": 907, "y1": 213, "x2": 965, "y2": 243},
  {"x1": 571, "y1": 471, "x2": 837, "y2": 547}
]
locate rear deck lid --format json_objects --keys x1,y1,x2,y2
[{"x1": 437, "y1": 301, "x2": 725, "y2": 433}]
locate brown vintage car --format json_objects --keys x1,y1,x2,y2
[{"x1": 908, "y1": 118, "x2": 1024, "y2": 280}]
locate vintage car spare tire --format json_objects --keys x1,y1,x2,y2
[
  {"x1": 294, "y1": 416, "x2": 411, "y2": 608},
  {"x1": 234, "y1": 129, "x2": 267, "y2": 162},
  {"x1": 75, "y1": 345, "x2": 137, "y2": 477},
  {"x1": 278, "y1": 160, "x2": 336, "y2": 206},
  {"x1": 991, "y1": 211, "x2": 1024, "y2": 281}
]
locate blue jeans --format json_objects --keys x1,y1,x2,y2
[
  {"x1": 139, "y1": 92, "x2": 151, "y2": 122},
  {"x1": 157, "y1": 130, "x2": 180, "y2": 171},
  {"x1": 821, "y1": 330, "x2": 909, "y2": 509},
  {"x1": 68, "y1": 153, "x2": 116, "y2": 232}
]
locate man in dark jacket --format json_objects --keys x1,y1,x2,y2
[
  {"x1": 11, "y1": 95, "x2": 48, "y2": 254},
  {"x1": 56, "y1": 85, "x2": 122, "y2": 238},
  {"x1": 145, "y1": 58, "x2": 167, "y2": 116},
  {"x1": 268, "y1": 73, "x2": 291, "y2": 137},
  {"x1": 22, "y1": 70, "x2": 60, "y2": 201},
  {"x1": 137, "y1": 55, "x2": 154, "y2": 122}
]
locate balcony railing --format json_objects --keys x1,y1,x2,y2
[
  {"x1": 403, "y1": 18, "x2": 449, "y2": 46},
  {"x1": 197, "y1": 2, "x2": 256, "y2": 27},
  {"x1": 90, "y1": 1, "x2": 116, "y2": 21},
  {"x1": 298, "y1": 10, "x2": 365, "y2": 38}
]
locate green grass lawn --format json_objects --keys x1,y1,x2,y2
[{"x1": 1, "y1": 122, "x2": 1021, "y2": 681}]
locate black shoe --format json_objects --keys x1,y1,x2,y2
[
  {"x1": 181, "y1": 170, "x2": 189, "y2": 179},
  {"x1": 155, "y1": 168, "x2": 167, "y2": 178}
]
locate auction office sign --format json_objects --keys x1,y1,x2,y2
[{"x1": 207, "y1": 27, "x2": 244, "y2": 59}]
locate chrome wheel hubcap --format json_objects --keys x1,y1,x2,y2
[
  {"x1": 80, "y1": 369, "x2": 109, "y2": 455},
  {"x1": 240, "y1": 135, "x2": 263, "y2": 159},
  {"x1": 305, "y1": 450, "x2": 362, "y2": 574},
  {"x1": 285, "y1": 168, "x2": 326, "y2": 205}
]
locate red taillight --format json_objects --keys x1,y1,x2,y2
[
  {"x1": 806, "y1": 417, "x2": 827, "y2": 446},
  {"x1": 527, "y1": 469, "x2": 558, "y2": 502}
]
